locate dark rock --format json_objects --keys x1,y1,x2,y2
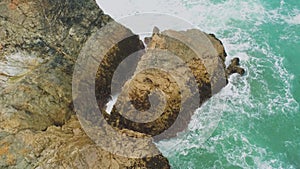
[
  {"x1": 144, "y1": 37, "x2": 152, "y2": 45},
  {"x1": 227, "y1": 57, "x2": 246, "y2": 76},
  {"x1": 208, "y1": 33, "x2": 227, "y2": 62},
  {"x1": 231, "y1": 57, "x2": 240, "y2": 66},
  {"x1": 153, "y1": 26, "x2": 160, "y2": 34}
]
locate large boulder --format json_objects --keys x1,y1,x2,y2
[{"x1": 107, "y1": 28, "x2": 229, "y2": 140}]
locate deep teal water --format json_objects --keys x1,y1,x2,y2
[{"x1": 156, "y1": 0, "x2": 300, "y2": 168}]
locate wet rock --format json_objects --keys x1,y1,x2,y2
[
  {"x1": 227, "y1": 57, "x2": 246, "y2": 76},
  {"x1": 208, "y1": 33, "x2": 227, "y2": 62}
]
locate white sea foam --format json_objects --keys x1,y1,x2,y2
[
  {"x1": 285, "y1": 13, "x2": 300, "y2": 25},
  {"x1": 105, "y1": 94, "x2": 119, "y2": 114}
]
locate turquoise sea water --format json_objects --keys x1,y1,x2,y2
[
  {"x1": 155, "y1": 0, "x2": 300, "y2": 168},
  {"x1": 97, "y1": 0, "x2": 300, "y2": 168}
]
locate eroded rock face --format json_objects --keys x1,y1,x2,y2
[
  {"x1": 0, "y1": 0, "x2": 169, "y2": 168},
  {"x1": 107, "y1": 29, "x2": 229, "y2": 140},
  {"x1": 0, "y1": 0, "x2": 112, "y2": 133},
  {"x1": 0, "y1": 0, "x2": 244, "y2": 168}
]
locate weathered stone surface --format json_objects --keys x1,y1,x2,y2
[
  {"x1": 0, "y1": 0, "x2": 169, "y2": 168},
  {"x1": 107, "y1": 29, "x2": 229, "y2": 140},
  {"x1": 73, "y1": 21, "x2": 168, "y2": 159},
  {"x1": 0, "y1": 0, "x2": 112, "y2": 133},
  {"x1": 0, "y1": 115, "x2": 169, "y2": 169},
  {"x1": 0, "y1": 0, "x2": 244, "y2": 168}
]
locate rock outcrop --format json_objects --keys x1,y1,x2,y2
[
  {"x1": 0, "y1": 0, "x2": 169, "y2": 168},
  {"x1": 107, "y1": 28, "x2": 229, "y2": 140},
  {"x1": 226, "y1": 58, "x2": 245, "y2": 76},
  {"x1": 0, "y1": 0, "x2": 244, "y2": 168}
]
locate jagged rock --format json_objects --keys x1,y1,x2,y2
[
  {"x1": 0, "y1": 115, "x2": 169, "y2": 168},
  {"x1": 227, "y1": 57, "x2": 246, "y2": 76},
  {"x1": 73, "y1": 21, "x2": 170, "y2": 160},
  {"x1": 144, "y1": 37, "x2": 152, "y2": 45},
  {"x1": 0, "y1": 0, "x2": 244, "y2": 168},
  {"x1": 0, "y1": 0, "x2": 169, "y2": 168},
  {"x1": 108, "y1": 28, "x2": 228, "y2": 140},
  {"x1": 208, "y1": 34, "x2": 227, "y2": 62},
  {"x1": 153, "y1": 26, "x2": 160, "y2": 34},
  {"x1": 143, "y1": 26, "x2": 160, "y2": 45}
]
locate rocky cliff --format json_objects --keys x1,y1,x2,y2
[
  {"x1": 0, "y1": 0, "x2": 243, "y2": 168},
  {"x1": 0, "y1": 0, "x2": 168, "y2": 168},
  {"x1": 107, "y1": 29, "x2": 229, "y2": 140}
]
